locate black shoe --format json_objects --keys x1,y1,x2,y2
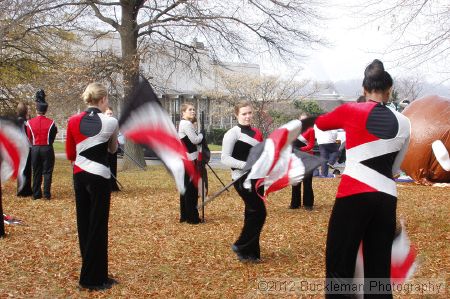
[
  {"x1": 232, "y1": 245, "x2": 254, "y2": 262},
  {"x1": 33, "y1": 195, "x2": 42, "y2": 200},
  {"x1": 79, "y1": 278, "x2": 118, "y2": 291},
  {"x1": 244, "y1": 256, "x2": 261, "y2": 263},
  {"x1": 179, "y1": 218, "x2": 186, "y2": 223},
  {"x1": 231, "y1": 244, "x2": 244, "y2": 260},
  {"x1": 17, "y1": 192, "x2": 33, "y2": 197},
  {"x1": 304, "y1": 206, "x2": 313, "y2": 211},
  {"x1": 79, "y1": 283, "x2": 111, "y2": 291},
  {"x1": 105, "y1": 277, "x2": 119, "y2": 287},
  {"x1": 187, "y1": 219, "x2": 201, "y2": 224},
  {"x1": 289, "y1": 205, "x2": 300, "y2": 209}
]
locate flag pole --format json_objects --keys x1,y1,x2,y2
[
  {"x1": 110, "y1": 172, "x2": 124, "y2": 190},
  {"x1": 200, "y1": 111, "x2": 206, "y2": 222},
  {"x1": 206, "y1": 163, "x2": 229, "y2": 191},
  {"x1": 119, "y1": 145, "x2": 147, "y2": 171},
  {"x1": 197, "y1": 171, "x2": 248, "y2": 209}
]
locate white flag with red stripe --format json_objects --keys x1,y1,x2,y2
[
  {"x1": 119, "y1": 77, "x2": 199, "y2": 194},
  {"x1": 243, "y1": 119, "x2": 321, "y2": 198},
  {"x1": 390, "y1": 220, "x2": 417, "y2": 283},
  {"x1": 0, "y1": 118, "x2": 29, "y2": 187},
  {"x1": 354, "y1": 219, "x2": 417, "y2": 294}
]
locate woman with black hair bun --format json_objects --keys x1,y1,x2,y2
[
  {"x1": 26, "y1": 89, "x2": 58, "y2": 200},
  {"x1": 316, "y1": 59, "x2": 411, "y2": 298}
]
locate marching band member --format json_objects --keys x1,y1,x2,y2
[{"x1": 221, "y1": 101, "x2": 264, "y2": 262}]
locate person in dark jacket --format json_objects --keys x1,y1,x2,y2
[
  {"x1": 16, "y1": 102, "x2": 33, "y2": 197},
  {"x1": 291, "y1": 113, "x2": 316, "y2": 210},
  {"x1": 26, "y1": 90, "x2": 57, "y2": 200}
]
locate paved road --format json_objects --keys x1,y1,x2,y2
[
  {"x1": 56, "y1": 152, "x2": 228, "y2": 169},
  {"x1": 56, "y1": 152, "x2": 345, "y2": 174}
]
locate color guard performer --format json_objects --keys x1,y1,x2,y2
[
  {"x1": 316, "y1": 60, "x2": 410, "y2": 298},
  {"x1": 221, "y1": 101, "x2": 265, "y2": 262},
  {"x1": 178, "y1": 102, "x2": 203, "y2": 224},
  {"x1": 66, "y1": 83, "x2": 119, "y2": 290}
]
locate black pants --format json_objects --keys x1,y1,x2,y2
[
  {"x1": 233, "y1": 175, "x2": 267, "y2": 259},
  {"x1": 17, "y1": 149, "x2": 32, "y2": 197},
  {"x1": 319, "y1": 143, "x2": 339, "y2": 177},
  {"x1": 108, "y1": 152, "x2": 120, "y2": 191},
  {"x1": 326, "y1": 193, "x2": 396, "y2": 298},
  {"x1": 179, "y1": 173, "x2": 200, "y2": 223},
  {"x1": 74, "y1": 172, "x2": 111, "y2": 286},
  {"x1": 290, "y1": 173, "x2": 314, "y2": 208},
  {"x1": 31, "y1": 145, "x2": 55, "y2": 199}
]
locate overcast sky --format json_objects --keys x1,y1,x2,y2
[{"x1": 258, "y1": 1, "x2": 448, "y2": 85}]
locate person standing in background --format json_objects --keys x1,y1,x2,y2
[
  {"x1": 16, "y1": 102, "x2": 33, "y2": 197},
  {"x1": 314, "y1": 125, "x2": 339, "y2": 177},
  {"x1": 105, "y1": 107, "x2": 120, "y2": 192},
  {"x1": 178, "y1": 102, "x2": 203, "y2": 224},
  {"x1": 291, "y1": 113, "x2": 316, "y2": 210},
  {"x1": 26, "y1": 90, "x2": 58, "y2": 200}
]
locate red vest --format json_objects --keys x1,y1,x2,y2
[{"x1": 26, "y1": 115, "x2": 57, "y2": 146}]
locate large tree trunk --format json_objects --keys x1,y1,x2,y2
[{"x1": 119, "y1": 1, "x2": 146, "y2": 171}]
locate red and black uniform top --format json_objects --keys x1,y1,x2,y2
[
  {"x1": 66, "y1": 107, "x2": 118, "y2": 179},
  {"x1": 316, "y1": 101, "x2": 410, "y2": 198},
  {"x1": 26, "y1": 115, "x2": 58, "y2": 146}
]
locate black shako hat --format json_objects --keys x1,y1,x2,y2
[{"x1": 35, "y1": 89, "x2": 48, "y2": 113}]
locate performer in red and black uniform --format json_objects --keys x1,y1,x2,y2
[
  {"x1": 66, "y1": 82, "x2": 119, "y2": 291},
  {"x1": 316, "y1": 60, "x2": 410, "y2": 298},
  {"x1": 221, "y1": 101, "x2": 265, "y2": 262},
  {"x1": 26, "y1": 90, "x2": 57, "y2": 200},
  {"x1": 291, "y1": 113, "x2": 316, "y2": 210}
]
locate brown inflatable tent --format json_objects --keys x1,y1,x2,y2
[{"x1": 401, "y1": 95, "x2": 450, "y2": 184}]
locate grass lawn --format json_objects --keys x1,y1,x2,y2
[
  {"x1": 0, "y1": 159, "x2": 447, "y2": 298},
  {"x1": 53, "y1": 141, "x2": 66, "y2": 153}
]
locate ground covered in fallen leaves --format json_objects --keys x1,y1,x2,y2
[{"x1": 0, "y1": 159, "x2": 448, "y2": 298}]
